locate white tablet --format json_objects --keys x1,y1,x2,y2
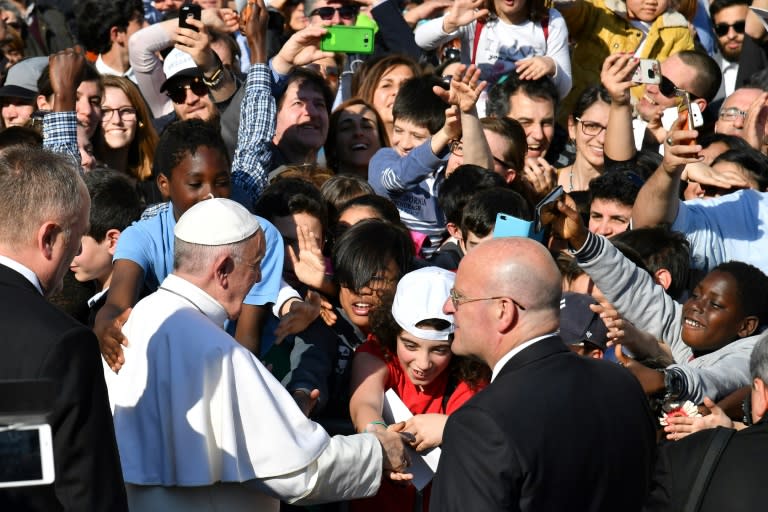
[{"x1": 0, "y1": 423, "x2": 55, "y2": 488}]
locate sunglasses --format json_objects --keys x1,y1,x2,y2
[
  {"x1": 310, "y1": 5, "x2": 359, "y2": 20},
  {"x1": 166, "y1": 77, "x2": 209, "y2": 104},
  {"x1": 714, "y1": 20, "x2": 745, "y2": 37},
  {"x1": 659, "y1": 75, "x2": 699, "y2": 100}
]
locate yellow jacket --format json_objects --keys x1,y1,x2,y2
[{"x1": 555, "y1": 0, "x2": 694, "y2": 120}]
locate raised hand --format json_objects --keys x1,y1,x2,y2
[
  {"x1": 288, "y1": 224, "x2": 327, "y2": 290},
  {"x1": 239, "y1": 0, "x2": 269, "y2": 63},
  {"x1": 201, "y1": 7, "x2": 240, "y2": 33},
  {"x1": 520, "y1": 157, "x2": 557, "y2": 203},
  {"x1": 272, "y1": 25, "x2": 333, "y2": 75},
  {"x1": 661, "y1": 117, "x2": 702, "y2": 175},
  {"x1": 741, "y1": 91, "x2": 768, "y2": 151},
  {"x1": 49, "y1": 46, "x2": 86, "y2": 111},
  {"x1": 600, "y1": 53, "x2": 638, "y2": 105},
  {"x1": 404, "y1": 0, "x2": 453, "y2": 28},
  {"x1": 372, "y1": 430, "x2": 413, "y2": 480},
  {"x1": 540, "y1": 193, "x2": 588, "y2": 250},
  {"x1": 433, "y1": 64, "x2": 487, "y2": 113},
  {"x1": 516, "y1": 56, "x2": 556, "y2": 80},
  {"x1": 174, "y1": 17, "x2": 217, "y2": 69},
  {"x1": 442, "y1": 0, "x2": 488, "y2": 33}
]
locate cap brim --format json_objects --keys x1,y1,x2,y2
[
  {"x1": 0, "y1": 85, "x2": 36, "y2": 100},
  {"x1": 160, "y1": 68, "x2": 203, "y2": 92}
]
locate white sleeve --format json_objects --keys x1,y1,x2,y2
[
  {"x1": 128, "y1": 22, "x2": 175, "y2": 118},
  {"x1": 247, "y1": 433, "x2": 383, "y2": 503},
  {"x1": 414, "y1": 15, "x2": 462, "y2": 50},
  {"x1": 271, "y1": 278, "x2": 302, "y2": 318},
  {"x1": 545, "y1": 9, "x2": 572, "y2": 99}
]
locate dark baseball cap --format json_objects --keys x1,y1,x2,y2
[{"x1": 559, "y1": 292, "x2": 608, "y2": 351}]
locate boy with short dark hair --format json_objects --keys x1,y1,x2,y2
[
  {"x1": 368, "y1": 66, "x2": 492, "y2": 257},
  {"x1": 459, "y1": 187, "x2": 531, "y2": 254},
  {"x1": 71, "y1": 168, "x2": 142, "y2": 326}
]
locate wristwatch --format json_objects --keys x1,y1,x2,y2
[{"x1": 663, "y1": 368, "x2": 686, "y2": 402}]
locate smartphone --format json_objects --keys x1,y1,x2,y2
[
  {"x1": 534, "y1": 185, "x2": 564, "y2": 233},
  {"x1": 0, "y1": 424, "x2": 55, "y2": 488},
  {"x1": 179, "y1": 3, "x2": 201, "y2": 31},
  {"x1": 493, "y1": 212, "x2": 534, "y2": 239},
  {"x1": 631, "y1": 59, "x2": 661, "y2": 85},
  {"x1": 320, "y1": 26, "x2": 374, "y2": 55}
]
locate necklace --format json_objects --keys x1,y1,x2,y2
[{"x1": 568, "y1": 167, "x2": 575, "y2": 192}]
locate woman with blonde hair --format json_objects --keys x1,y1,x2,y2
[{"x1": 96, "y1": 75, "x2": 161, "y2": 204}]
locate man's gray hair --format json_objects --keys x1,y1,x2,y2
[
  {"x1": 750, "y1": 335, "x2": 768, "y2": 384},
  {"x1": 0, "y1": 146, "x2": 85, "y2": 247},
  {"x1": 174, "y1": 235, "x2": 254, "y2": 274}
]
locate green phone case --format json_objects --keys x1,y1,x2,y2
[{"x1": 320, "y1": 26, "x2": 374, "y2": 55}]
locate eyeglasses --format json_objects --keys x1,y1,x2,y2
[
  {"x1": 449, "y1": 287, "x2": 526, "y2": 310},
  {"x1": 575, "y1": 117, "x2": 606, "y2": 136},
  {"x1": 166, "y1": 77, "x2": 209, "y2": 104},
  {"x1": 101, "y1": 106, "x2": 137, "y2": 123},
  {"x1": 493, "y1": 155, "x2": 517, "y2": 170},
  {"x1": 718, "y1": 106, "x2": 747, "y2": 122},
  {"x1": 449, "y1": 139, "x2": 463, "y2": 156},
  {"x1": 310, "y1": 5, "x2": 359, "y2": 20},
  {"x1": 714, "y1": 20, "x2": 746, "y2": 37},
  {"x1": 658, "y1": 75, "x2": 700, "y2": 101}
]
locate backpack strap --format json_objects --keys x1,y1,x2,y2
[
  {"x1": 471, "y1": 18, "x2": 485, "y2": 65},
  {"x1": 682, "y1": 427, "x2": 735, "y2": 512}
]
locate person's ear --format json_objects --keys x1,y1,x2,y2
[
  {"x1": 503, "y1": 168, "x2": 517, "y2": 184},
  {"x1": 105, "y1": 229, "x2": 121, "y2": 256},
  {"x1": 588, "y1": 348, "x2": 604, "y2": 359},
  {"x1": 737, "y1": 315, "x2": 760, "y2": 338},
  {"x1": 213, "y1": 253, "x2": 235, "y2": 288},
  {"x1": 37, "y1": 221, "x2": 61, "y2": 260},
  {"x1": 109, "y1": 25, "x2": 123, "y2": 44},
  {"x1": 445, "y1": 222, "x2": 461, "y2": 240},
  {"x1": 156, "y1": 173, "x2": 170, "y2": 199},
  {"x1": 36, "y1": 94, "x2": 50, "y2": 111},
  {"x1": 496, "y1": 297, "x2": 520, "y2": 333},
  {"x1": 567, "y1": 115, "x2": 577, "y2": 141},
  {"x1": 751, "y1": 377, "x2": 768, "y2": 423},
  {"x1": 653, "y1": 268, "x2": 672, "y2": 291}
]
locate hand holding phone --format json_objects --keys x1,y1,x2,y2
[{"x1": 179, "y1": 3, "x2": 202, "y2": 31}]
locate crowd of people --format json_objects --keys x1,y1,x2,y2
[{"x1": 0, "y1": 0, "x2": 767, "y2": 509}]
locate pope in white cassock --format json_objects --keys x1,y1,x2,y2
[{"x1": 103, "y1": 198, "x2": 408, "y2": 511}]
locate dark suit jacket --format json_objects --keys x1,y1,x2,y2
[
  {"x1": 0, "y1": 264, "x2": 127, "y2": 511},
  {"x1": 430, "y1": 336, "x2": 656, "y2": 512},
  {"x1": 644, "y1": 421, "x2": 768, "y2": 512}
]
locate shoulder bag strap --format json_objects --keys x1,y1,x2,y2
[
  {"x1": 682, "y1": 427, "x2": 735, "y2": 512},
  {"x1": 472, "y1": 18, "x2": 485, "y2": 64}
]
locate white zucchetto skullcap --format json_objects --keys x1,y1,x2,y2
[{"x1": 174, "y1": 198, "x2": 261, "y2": 245}]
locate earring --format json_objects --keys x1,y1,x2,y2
[{"x1": 138, "y1": 121, "x2": 144, "y2": 128}]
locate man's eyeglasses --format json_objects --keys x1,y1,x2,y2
[
  {"x1": 449, "y1": 288, "x2": 526, "y2": 310},
  {"x1": 166, "y1": 77, "x2": 209, "y2": 104},
  {"x1": 305, "y1": 63, "x2": 340, "y2": 78},
  {"x1": 714, "y1": 20, "x2": 746, "y2": 37},
  {"x1": 718, "y1": 106, "x2": 747, "y2": 122},
  {"x1": 101, "y1": 107, "x2": 137, "y2": 123},
  {"x1": 310, "y1": 5, "x2": 359, "y2": 21},
  {"x1": 575, "y1": 117, "x2": 606, "y2": 137},
  {"x1": 659, "y1": 75, "x2": 698, "y2": 100}
]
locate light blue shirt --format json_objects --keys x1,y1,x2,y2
[
  {"x1": 114, "y1": 202, "x2": 284, "y2": 306},
  {"x1": 672, "y1": 189, "x2": 768, "y2": 274}
]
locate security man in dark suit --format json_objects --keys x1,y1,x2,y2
[
  {"x1": 645, "y1": 335, "x2": 768, "y2": 511},
  {"x1": 0, "y1": 145, "x2": 127, "y2": 510},
  {"x1": 430, "y1": 237, "x2": 656, "y2": 511}
]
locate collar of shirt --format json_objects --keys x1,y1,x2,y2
[
  {"x1": 0, "y1": 254, "x2": 43, "y2": 295},
  {"x1": 160, "y1": 273, "x2": 228, "y2": 327},
  {"x1": 88, "y1": 287, "x2": 109, "y2": 309},
  {"x1": 491, "y1": 332, "x2": 559, "y2": 382}
]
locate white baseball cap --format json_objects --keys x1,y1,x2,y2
[{"x1": 391, "y1": 266, "x2": 455, "y2": 341}]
